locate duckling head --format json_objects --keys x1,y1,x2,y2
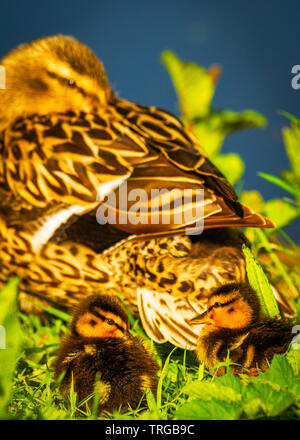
[
  {"x1": 71, "y1": 294, "x2": 130, "y2": 340},
  {"x1": 190, "y1": 283, "x2": 261, "y2": 330}
]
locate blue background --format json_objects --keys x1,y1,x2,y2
[{"x1": 0, "y1": 0, "x2": 299, "y2": 240}]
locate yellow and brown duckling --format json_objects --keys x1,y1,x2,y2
[
  {"x1": 54, "y1": 294, "x2": 159, "y2": 415},
  {"x1": 190, "y1": 282, "x2": 295, "y2": 376}
]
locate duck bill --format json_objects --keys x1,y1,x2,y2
[{"x1": 190, "y1": 311, "x2": 213, "y2": 325}]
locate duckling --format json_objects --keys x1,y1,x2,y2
[
  {"x1": 54, "y1": 294, "x2": 159, "y2": 415},
  {"x1": 190, "y1": 283, "x2": 295, "y2": 376}
]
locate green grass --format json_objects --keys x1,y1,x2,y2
[{"x1": 1, "y1": 279, "x2": 300, "y2": 420}]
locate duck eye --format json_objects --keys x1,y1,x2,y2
[
  {"x1": 106, "y1": 318, "x2": 115, "y2": 326},
  {"x1": 67, "y1": 79, "x2": 76, "y2": 87},
  {"x1": 213, "y1": 302, "x2": 222, "y2": 308}
]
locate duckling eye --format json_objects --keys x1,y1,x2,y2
[
  {"x1": 67, "y1": 79, "x2": 76, "y2": 88},
  {"x1": 89, "y1": 319, "x2": 97, "y2": 326},
  {"x1": 213, "y1": 302, "x2": 222, "y2": 308},
  {"x1": 106, "y1": 318, "x2": 115, "y2": 326}
]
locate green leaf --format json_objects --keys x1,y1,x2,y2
[
  {"x1": 211, "y1": 153, "x2": 245, "y2": 185},
  {"x1": 242, "y1": 245, "x2": 280, "y2": 318},
  {"x1": 175, "y1": 398, "x2": 241, "y2": 420},
  {"x1": 162, "y1": 50, "x2": 267, "y2": 166},
  {"x1": 214, "y1": 373, "x2": 244, "y2": 396},
  {"x1": 192, "y1": 110, "x2": 266, "y2": 157},
  {"x1": 243, "y1": 383, "x2": 295, "y2": 418},
  {"x1": 270, "y1": 113, "x2": 300, "y2": 201},
  {"x1": 240, "y1": 190, "x2": 265, "y2": 213},
  {"x1": 286, "y1": 345, "x2": 300, "y2": 376},
  {"x1": 192, "y1": 122, "x2": 225, "y2": 156},
  {"x1": 0, "y1": 278, "x2": 22, "y2": 417},
  {"x1": 182, "y1": 379, "x2": 241, "y2": 403},
  {"x1": 214, "y1": 109, "x2": 266, "y2": 132},
  {"x1": 263, "y1": 199, "x2": 299, "y2": 230},
  {"x1": 161, "y1": 50, "x2": 215, "y2": 120},
  {"x1": 282, "y1": 123, "x2": 300, "y2": 185},
  {"x1": 281, "y1": 171, "x2": 300, "y2": 195},
  {"x1": 256, "y1": 355, "x2": 300, "y2": 396}
]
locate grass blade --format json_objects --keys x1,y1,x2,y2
[
  {"x1": 156, "y1": 346, "x2": 177, "y2": 411},
  {"x1": 256, "y1": 230, "x2": 299, "y2": 299},
  {"x1": 258, "y1": 172, "x2": 298, "y2": 197},
  {"x1": 22, "y1": 299, "x2": 71, "y2": 322}
]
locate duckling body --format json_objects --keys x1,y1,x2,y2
[
  {"x1": 196, "y1": 317, "x2": 294, "y2": 376},
  {"x1": 54, "y1": 294, "x2": 159, "y2": 414},
  {"x1": 191, "y1": 283, "x2": 295, "y2": 376}
]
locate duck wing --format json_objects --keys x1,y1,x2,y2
[
  {"x1": 1, "y1": 100, "x2": 273, "y2": 247},
  {"x1": 102, "y1": 98, "x2": 274, "y2": 233}
]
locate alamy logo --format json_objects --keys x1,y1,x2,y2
[
  {"x1": 0, "y1": 65, "x2": 5, "y2": 89},
  {"x1": 96, "y1": 182, "x2": 205, "y2": 235},
  {"x1": 291, "y1": 65, "x2": 300, "y2": 90}
]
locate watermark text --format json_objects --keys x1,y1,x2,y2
[
  {"x1": 96, "y1": 182, "x2": 205, "y2": 235},
  {"x1": 291, "y1": 65, "x2": 300, "y2": 90}
]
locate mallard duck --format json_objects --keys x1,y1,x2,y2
[
  {"x1": 190, "y1": 282, "x2": 295, "y2": 376},
  {"x1": 54, "y1": 294, "x2": 159, "y2": 415},
  {"x1": 0, "y1": 35, "x2": 286, "y2": 350}
]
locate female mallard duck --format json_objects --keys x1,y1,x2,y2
[
  {"x1": 0, "y1": 35, "x2": 291, "y2": 350},
  {"x1": 190, "y1": 283, "x2": 295, "y2": 376},
  {"x1": 54, "y1": 294, "x2": 159, "y2": 415}
]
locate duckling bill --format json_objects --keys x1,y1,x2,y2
[
  {"x1": 54, "y1": 294, "x2": 159, "y2": 415},
  {"x1": 190, "y1": 283, "x2": 295, "y2": 376}
]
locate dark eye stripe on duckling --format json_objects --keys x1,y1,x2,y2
[
  {"x1": 92, "y1": 307, "x2": 127, "y2": 333},
  {"x1": 207, "y1": 298, "x2": 237, "y2": 313}
]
